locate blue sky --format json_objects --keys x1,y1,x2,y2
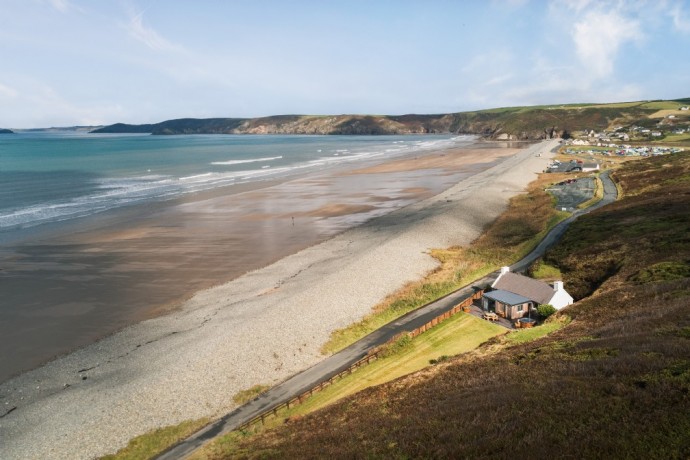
[{"x1": 1, "y1": 0, "x2": 689, "y2": 128}]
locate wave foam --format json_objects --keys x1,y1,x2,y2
[{"x1": 211, "y1": 156, "x2": 283, "y2": 166}]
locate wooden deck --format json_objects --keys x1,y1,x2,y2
[{"x1": 466, "y1": 302, "x2": 515, "y2": 329}]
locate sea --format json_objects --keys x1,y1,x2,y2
[{"x1": 0, "y1": 132, "x2": 473, "y2": 237}]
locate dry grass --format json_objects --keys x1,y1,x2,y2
[
  {"x1": 222, "y1": 152, "x2": 690, "y2": 459},
  {"x1": 232, "y1": 385, "x2": 271, "y2": 405},
  {"x1": 99, "y1": 419, "x2": 209, "y2": 460}
]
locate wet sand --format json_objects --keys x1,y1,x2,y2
[
  {"x1": 0, "y1": 139, "x2": 559, "y2": 460},
  {"x1": 0, "y1": 144, "x2": 515, "y2": 383}
]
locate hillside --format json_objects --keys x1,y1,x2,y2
[
  {"x1": 91, "y1": 98, "x2": 690, "y2": 140},
  {"x1": 220, "y1": 153, "x2": 690, "y2": 458},
  {"x1": 0, "y1": 128, "x2": 13, "y2": 134}
]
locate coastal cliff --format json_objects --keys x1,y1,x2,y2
[
  {"x1": 0, "y1": 128, "x2": 14, "y2": 134},
  {"x1": 91, "y1": 98, "x2": 690, "y2": 140}
]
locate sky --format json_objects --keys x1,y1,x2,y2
[{"x1": 1, "y1": 0, "x2": 690, "y2": 128}]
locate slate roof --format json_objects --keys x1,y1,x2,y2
[
  {"x1": 492, "y1": 272, "x2": 556, "y2": 305},
  {"x1": 483, "y1": 289, "x2": 532, "y2": 306}
]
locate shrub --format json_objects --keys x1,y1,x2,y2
[
  {"x1": 537, "y1": 304, "x2": 557, "y2": 319},
  {"x1": 429, "y1": 355, "x2": 451, "y2": 365}
]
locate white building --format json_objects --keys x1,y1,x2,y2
[{"x1": 489, "y1": 267, "x2": 574, "y2": 310}]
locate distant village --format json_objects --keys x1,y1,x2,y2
[{"x1": 561, "y1": 105, "x2": 688, "y2": 158}]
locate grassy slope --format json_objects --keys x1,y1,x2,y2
[
  {"x1": 283, "y1": 315, "x2": 502, "y2": 415},
  {"x1": 228, "y1": 153, "x2": 690, "y2": 459}
]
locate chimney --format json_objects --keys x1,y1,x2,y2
[
  {"x1": 492, "y1": 266, "x2": 511, "y2": 289},
  {"x1": 553, "y1": 281, "x2": 564, "y2": 291}
]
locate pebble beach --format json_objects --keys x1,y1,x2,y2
[{"x1": 0, "y1": 139, "x2": 558, "y2": 460}]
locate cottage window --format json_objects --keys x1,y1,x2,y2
[{"x1": 517, "y1": 304, "x2": 524, "y2": 312}]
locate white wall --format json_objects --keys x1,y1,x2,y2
[{"x1": 549, "y1": 289, "x2": 574, "y2": 310}]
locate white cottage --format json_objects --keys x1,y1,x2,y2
[{"x1": 485, "y1": 267, "x2": 574, "y2": 313}]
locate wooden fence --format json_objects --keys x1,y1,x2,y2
[
  {"x1": 236, "y1": 288, "x2": 485, "y2": 432},
  {"x1": 407, "y1": 288, "x2": 484, "y2": 339}
]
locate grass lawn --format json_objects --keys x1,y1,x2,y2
[
  {"x1": 291, "y1": 314, "x2": 504, "y2": 416},
  {"x1": 529, "y1": 259, "x2": 563, "y2": 280},
  {"x1": 657, "y1": 132, "x2": 690, "y2": 143},
  {"x1": 503, "y1": 315, "x2": 569, "y2": 346},
  {"x1": 640, "y1": 100, "x2": 685, "y2": 110}
]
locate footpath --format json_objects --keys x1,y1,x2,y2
[{"x1": 157, "y1": 169, "x2": 618, "y2": 459}]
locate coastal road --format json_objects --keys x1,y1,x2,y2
[{"x1": 157, "y1": 169, "x2": 618, "y2": 459}]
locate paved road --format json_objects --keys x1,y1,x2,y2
[{"x1": 157, "y1": 169, "x2": 618, "y2": 460}]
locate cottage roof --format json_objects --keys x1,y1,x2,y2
[
  {"x1": 483, "y1": 289, "x2": 532, "y2": 306},
  {"x1": 492, "y1": 272, "x2": 555, "y2": 305}
]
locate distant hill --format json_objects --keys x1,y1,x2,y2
[
  {"x1": 227, "y1": 151, "x2": 690, "y2": 458},
  {"x1": 15, "y1": 126, "x2": 102, "y2": 133},
  {"x1": 0, "y1": 128, "x2": 14, "y2": 134},
  {"x1": 91, "y1": 98, "x2": 690, "y2": 140}
]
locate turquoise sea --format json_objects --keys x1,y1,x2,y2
[{"x1": 0, "y1": 133, "x2": 470, "y2": 233}]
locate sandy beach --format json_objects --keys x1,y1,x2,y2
[
  {"x1": 0, "y1": 139, "x2": 558, "y2": 460},
  {"x1": 0, "y1": 142, "x2": 506, "y2": 382}
]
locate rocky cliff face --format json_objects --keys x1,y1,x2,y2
[{"x1": 91, "y1": 101, "x2": 675, "y2": 139}]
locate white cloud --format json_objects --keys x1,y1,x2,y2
[
  {"x1": 0, "y1": 82, "x2": 19, "y2": 99},
  {"x1": 557, "y1": 0, "x2": 594, "y2": 13},
  {"x1": 485, "y1": 74, "x2": 514, "y2": 86},
  {"x1": 571, "y1": 9, "x2": 641, "y2": 79},
  {"x1": 43, "y1": 0, "x2": 82, "y2": 13},
  {"x1": 669, "y1": 3, "x2": 690, "y2": 33},
  {"x1": 0, "y1": 76, "x2": 126, "y2": 128},
  {"x1": 124, "y1": 8, "x2": 182, "y2": 52},
  {"x1": 46, "y1": 0, "x2": 69, "y2": 12},
  {"x1": 490, "y1": 0, "x2": 529, "y2": 9}
]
